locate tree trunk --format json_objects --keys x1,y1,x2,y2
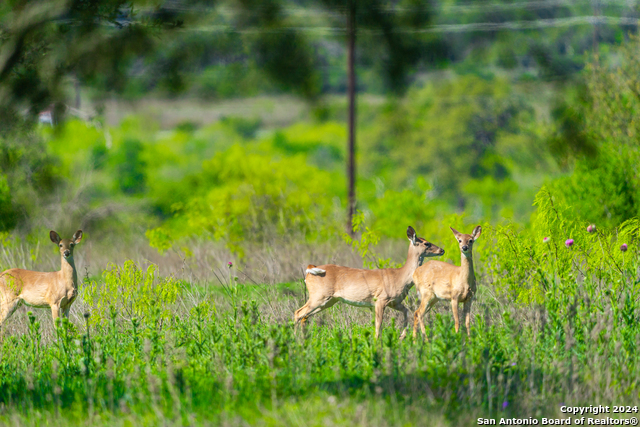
[{"x1": 346, "y1": 0, "x2": 356, "y2": 236}]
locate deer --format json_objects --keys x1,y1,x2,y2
[
  {"x1": 295, "y1": 226, "x2": 444, "y2": 339},
  {"x1": 0, "y1": 230, "x2": 83, "y2": 328},
  {"x1": 412, "y1": 226, "x2": 481, "y2": 339}
]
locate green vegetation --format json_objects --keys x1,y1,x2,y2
[
  {"x1": 2, "y1": 0, "x2": 640, "y2": 425},
  {"x1": 1, "y1": 195, "x2": 639, "y2": 425}
]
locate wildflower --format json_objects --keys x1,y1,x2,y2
[
  {"x1": 587, "y1": 224, "x2": 596, "y2": 233},
  {"x1": 565, "y1": 239, "x2": 574, "y2": 247},
  {"x1": 543, "y1": 237, "x2": 550, "y2": 243},
  {"x1": 503, "y1": 401, "x2": 508, "y2": 409},
  {"x1": 620, "y1": 243, "x2": 628, "y2": 252},
  {"x1": 228, "y1": 261, "x2": 233, "y2": 267},
  {"x1": 511, "y1": 362, "x2": 516, "y2": 366}
]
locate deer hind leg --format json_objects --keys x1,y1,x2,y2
[
  {"x1": 413, "y1": 289, "x2": 436, "y2": 338},
  {"x1": 390, "y1": 302, "x2": 411, "y2": 340},
  {"x1": 451, "y1": 299, "x2": 460, "y2": 333},
  {"x1": 0, "y1": 297, "x2": 22, "y2": 327},
  {"x1": 294, "y1": 296, "x2": 337, "y2": 325},
  {"x1": 463, "y1": 298, "x2": 473, "y2": 337}
]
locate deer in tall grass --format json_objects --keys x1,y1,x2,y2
[
  {"x1": 0, "y1": 230, "x2": 83, "y2": 327},
  {"x1": 295, "y1": 226, "x2": 444, "y2": 339},
  {"x1": 412, "y1": 226, "x2": 481, "y2": 338}
]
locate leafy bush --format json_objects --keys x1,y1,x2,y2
[
  {"x1": 487, "y1": 185, "x2": 639, "y2": 304},
  {"x1": 83, "y1": 261, "x2": 183, "y2": 327},
  {"x1": 147, "y1": 144, "x2": 343, "y2": 254}
]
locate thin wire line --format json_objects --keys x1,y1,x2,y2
[{"x1": 181, "y1": 15, "x2": 638, "y2": 34}]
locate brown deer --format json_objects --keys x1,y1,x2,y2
[
  {"x1": 295, "y1": 226, "x2": 444, "y2": 339},
  {"x1": 412, "y1": 226, "x2": 481, "y2": 338},
  {"x1": 1, "y1": 230, "x2": 83, "y2": 327}
]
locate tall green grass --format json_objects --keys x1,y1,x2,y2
[{"x1": 1, "y1": 195, "x2": 639, "y2": 426}]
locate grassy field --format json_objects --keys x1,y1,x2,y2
[{"x1": 1, "y1": 225, "x2": 639, "y2": 426}]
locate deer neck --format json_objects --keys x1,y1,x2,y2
[
  {"x1": 398, "y1": 245, "x2": 422, "y2": 289},
  {"x1": 60, "y1": 255, "x2": 78, "y2": 290},
  {"x1": 460, "y1": 252, "x2": 475, "y2": 286}
]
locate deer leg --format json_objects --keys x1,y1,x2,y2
[
  {"x1": 390, "y1": 302, "x2": 411, "y2": 340},
  {"x1": 0, "y1": 298, "x2": 21, "y2": 326},
  {"x1": 413, "y1": 289, "x2": 436, "y2": 338},
  {"x1": 463, "y1": 298, "x2": 473, "y2": 337},
  {"x1": 294, "y1": 301, "x2": 310, "y2": 324},
  {"x1": 374, "y1": 300, "x2": 386, "y2": 339},
  {"x1": 51, "y1": 305, "x2": 61, "y2": 327},
  {"x1": 451, "y1": 299, "x2": 460, "y2": 333},
  {"x1": 295, "y1": 297, "x2": 337, "y2": 325}
]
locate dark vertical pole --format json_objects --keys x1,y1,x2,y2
[
  {"x1": 593, "y1": 0, "x2": 599, "y2": 52},
  {"x1": 74, "y1": 73, "x2": 81, "y2": 110},
  {"x1": 346, "y1": 0, "x2": 356, "y2": 237}
]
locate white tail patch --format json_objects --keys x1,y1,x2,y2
[{"x1": 305, "y1": 267, "x2": 326, "y2": 276}]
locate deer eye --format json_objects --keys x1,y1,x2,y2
[
  {"x1": 425, "y1": 243, "x2": 431, "y2": 248},
  {"x1": 469, "y1": 239, "x2": 473, "y2": 243},
  {"x1": 59, "y1": 244, "x2": 62, "y2": 247},
  {"x1": 70, "y1": 243, "x2": 75, "y2": 247},
  {"x1": 458, "y1": 239, "x2": 461, "y2": 243}
]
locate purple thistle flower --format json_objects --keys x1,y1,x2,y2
[
  {"x1": 543, "y1": 237, "x2": 550, "y2": 243},
  {"x1": 511, "y1": 362, "x2": 516, "y2": 366},
  {"x1": 228, "y1": 261, "x2": 233, "y2": 267},
  {"x1": 503, "y1": 401, "x2": 508, "y2": 409},
  {"x1": 620, "y1": 243, "x2": 628, "y2": 252},
  {"x1": 565, "y1": 239, "x2": 574, "y2": 248},
  {"x1": 587, "y1": 224, "x2": 596, "y2": 233}
]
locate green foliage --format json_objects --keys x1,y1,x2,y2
[
  {"x1": 546, "y1": 37, "x2": 640, "y2": 227},
  {"x1": 147, "y1": 143, "x2": 343, "y2": 255},
  {"x1": 0, "y1": 173, "x2": 16, "y2": 231},
  {"x1": 2, "y1": 249, "x2": 640, "y2": 424},
  {"x1": 0, "y1": 123, "x2": 60, "y2": 231},
  {"x1": 83, "y1": 261, "x2": 182, "y2": 327},
  {"x1": 111, "y1": 138, "x2": 146, "y2": 195},
  {"x1": 360, "y1": 75, "x2": 543, "y2": 220},
  {"x1": 343, "y1": 211, "x2": 398, "y2": 269},
  {"x1": 487, "y1": 185, "x2": 640, "y2": 304}
]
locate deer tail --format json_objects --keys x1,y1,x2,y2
[{"x1": 305, "y1": 265, "x2": 326, "y2": 276}]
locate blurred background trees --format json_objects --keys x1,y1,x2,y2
[{"x1": 1, "y1": 0, "x2": 639, "y2": 252}]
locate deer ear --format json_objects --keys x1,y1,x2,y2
[
  {"x1": 73, "y1": 230, "x2": 83, "y2": 244},
  {"x1": 450, "y1": 227, "x2": 460, "y2": 237},
  {"x1": 50, "y1": 231, "x2": 61, "y2": 244},
  {"x1": 472, "y1": 226, "x2": 482, "y2": 239},
  {"x1": 407, "y1": 226, "x2": 417, "y2": 245}
]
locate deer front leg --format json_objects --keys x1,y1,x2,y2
[
  {"x1": 463, "y1": 298, "x2": 473, "y2": 337},
  {"x1": 451, "y1": 299, "x2": 460, "y2": 333},
  {"x1": 51, "y1": 305, "x2": 61, "y2": 326},
  {"x1": 374, "y1": 300, "x2": 386, "y2": 339}
]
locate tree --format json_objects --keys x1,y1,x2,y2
[
  {"x1": 0, "y1": 0, "x2": 320, "y2": 231},
  {"x1": 314, "y1": 0, "x2": 443, "y2": 235}
]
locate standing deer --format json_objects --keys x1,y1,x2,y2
[
  {"x1": 295, "y1": 226, "x2": 444, "y2": 339},
  {"x1": 412, "y1": 226, "x2": 481, "y2": 338},
  {"x1": 0, "y1": 230, "x2": 83, "y2": 327}
]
